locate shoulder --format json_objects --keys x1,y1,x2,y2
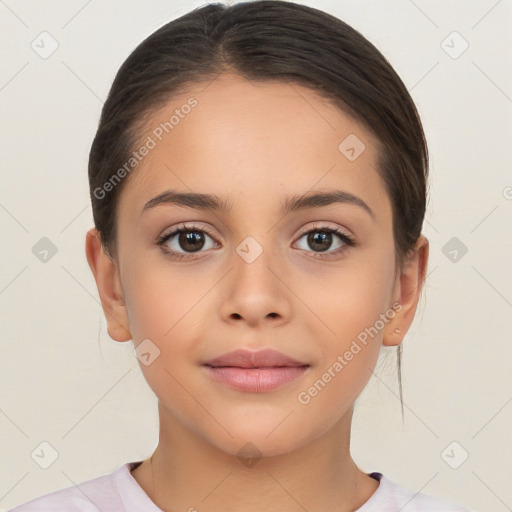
[
  {"x1": 7, "y1": 464, "x2": 126, "y2": 512},
  {"x1": 359, "y1": 472, "x2": 477, "y2": 512}
]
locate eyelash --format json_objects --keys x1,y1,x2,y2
[{"x1": 156, "y1": 223, "x2": 355, "y2": 261}]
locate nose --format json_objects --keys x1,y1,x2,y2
[{"x1": 218, "y1": 244, "x2": 292, "y2": 328}]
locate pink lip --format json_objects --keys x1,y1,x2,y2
[
  {"x1": 204, "y1": 366, "x2": 309, "y2": 392},
  {"x1": 203, "y1": 348, "x2": 310, "y2": 393},
  {"x1": 203, "y1": 348, "x2": 308, "y2": 368}
]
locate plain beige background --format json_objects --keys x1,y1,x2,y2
[{"x1": 1, "y1": 1, "x2": 511, "y2": 510}]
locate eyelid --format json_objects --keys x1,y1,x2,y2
[
  {"x1": 295, "y1": 222, "x2": 353, "y2": 239},
  {"x1": 157, "y1": 222, "x2": 218, "y2": 243}
]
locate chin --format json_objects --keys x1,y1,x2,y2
[{"x1": 205, "y1": 421, "x2": 313, "y2": 461}]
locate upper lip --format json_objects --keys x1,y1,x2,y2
[{"x1": 203, "y1": 348, "x2": 309, "y2": 368}]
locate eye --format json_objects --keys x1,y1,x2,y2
[
  {"x1": 157, "y1": 223, "x2": 218, "y2": 259},
  {"x1": 294, "y1": 224, "x2": 355, "y2": 258},
  {"x1": 156, "y1": 222, "x2": 355, "y2": 261}
]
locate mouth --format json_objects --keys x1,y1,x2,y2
[{"x1": 202, "y1": 348, "x2": 311, "y2": 392}]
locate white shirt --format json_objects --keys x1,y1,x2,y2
[{"x1": 8, "y1": 461, "x2": 476, "y2": 511}]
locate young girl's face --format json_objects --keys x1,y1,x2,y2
[{"x1": 98, "y1": 72, "x2": 416, "y2": 457}]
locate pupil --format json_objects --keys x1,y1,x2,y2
[{"x1": 308, "y1": 231, "x2": 331, "y2": 252}]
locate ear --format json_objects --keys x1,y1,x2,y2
[
  {"x1": 382, "y1": 234, "x2": 429, "y2": 347},
  {"x1": 85, "y1": 228, "x2": 132, "y2": 342}
]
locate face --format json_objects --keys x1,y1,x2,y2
[{"x1": 87, "y1": 72, "x2": 426, "y2": 458}]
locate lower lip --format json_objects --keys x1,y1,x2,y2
[{"x1": 203, "y1": 365, "x2": 310, "y2": 393}]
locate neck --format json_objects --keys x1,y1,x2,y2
[{"x1": 131, "y1": 402, "x2": 379, "y2": 512}]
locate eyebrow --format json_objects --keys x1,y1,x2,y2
[{"x1": 140, "y1": 189, "x2": 375, "y2": 220}]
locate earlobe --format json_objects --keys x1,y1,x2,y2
[
  {"x1": 85, "y1": 228, "x2": 132, "y2": 343},
  {"x1": 382, "y1": 235, "x2": 429, "y2": 347}
]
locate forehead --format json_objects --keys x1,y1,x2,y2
[{"x1": 117, "y1": 72, "x2": 390, "y2": 222}]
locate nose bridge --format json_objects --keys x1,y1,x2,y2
[
  {"x1": 233, "y1": 232, "x2": 281, "y2": 290},
  {"x1": 229, "y1": 201, "x2": 281, "y2": 272}
]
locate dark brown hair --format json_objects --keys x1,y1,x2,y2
[{"x1": 88, "y1": 0, "x2": 429, "y2": 419}]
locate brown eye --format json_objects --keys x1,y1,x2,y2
[
  {"x1": 175, "y1": 230, "x2": 207, "y2": 252},
  {"x1": 295, "y1": 225, "x2": 355, "y2": 257},
  {"x1": 157, "y1": 224, "x2": 218, "y2": 258},
  {"x1": 306, "y1": 231, "x2": 333, "y2": 252}
]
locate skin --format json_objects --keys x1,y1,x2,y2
[{"x1": 86, "y1": 72, "x2": 428, "y2": 511}]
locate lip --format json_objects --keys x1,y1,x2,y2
[
  {"x1": 202, "y1": 348, "x2": 310, "y2": 393},
  {"x1": 203, "y1": 348, "x2": 308, "y2": 368}
]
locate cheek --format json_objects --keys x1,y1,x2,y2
[
  {"x1": 297, "y1": 290, "x2": 387, "y2": 422},
  {"x1": 123, "y1": 256, "x2": 213, "y2": 339},
  {"x1": 120, "y1": 278, "x2": 184, "y2": 399},
  {"x1": 295, "y1": 346, "x2": 379, "y2": 436},
  {"x1": 123, "y1": 261, "x2": 216, "y2": 378},
  {"x1": 292, "y1": 254, "x2": 395, "y2": 339},
  {"x1": 292, "y1": 254, "x2": 394, "y2": 403},
  {"x1": 317, "y1": 261, "x2": 395, "y2": 407}
]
